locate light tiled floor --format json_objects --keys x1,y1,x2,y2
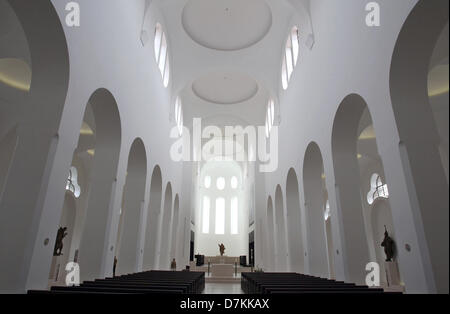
[{"x1": 203, "y1": 283, "x2": 244, "y2": 294}]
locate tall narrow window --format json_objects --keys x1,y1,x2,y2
[
  {"x1": 216, "y1": 177, "x2": 225, "y2": 190},
  {"x1": 202, "y1": 196, "x2": 210, "y2": 234},
  {"x1": 154, "y1": 24, "x2": 163, "y2": 62},
  {"x1": 204, "y1": 176, "x2": 211, "y2": 188},
  {"x1": 265, "y1": 99, "x2": 275, "y2": 138},
  {"x1": 291, "y1": 27, "x2": 300, "y2": 66},
  {"x1": 154, "y1": 23, "x2": 170, "y2": 87},
  {"x1": 215, "y1": 198, "x2": 225, "y2": 234},
  {"x1": 175, "y1": 97, "x2": 183, "y2": 136},
  {"x1": 281, "y1": 26, "x2": 300, "y2": 90},
  {"x1": 158, "y1": 33, "x2": 167, "y2": 77},
  {"x1": 231, "y1": 197, "x2": 238, "y2": 235}
]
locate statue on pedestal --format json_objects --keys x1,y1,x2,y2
[
  {"x1": 53, "y1": 227, "x2": 68, "y2": 256},
  {"x1": 381, "y1": 226, "x2": 395, "y2": 262},
  {"x1": 218, "y1": 243, "x2": 225, "y2": 256}
]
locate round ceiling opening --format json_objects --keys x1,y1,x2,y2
[
  {"x1": 192, "y1": 71, "x2": 259, "y2": 105},
  {"x1": 182, "y1": 0, "x2": 272, "y2": 51}
]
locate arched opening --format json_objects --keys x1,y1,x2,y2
[
  {"x1": 303, "y1": 143, "x2": 329, "y2": 278},
  {"x1": 286, "y1": 168, "x2": 304, "y2": 273},
  {"x1": 0, "y1": 0, "x2": 70, "y2": 292},
  {"x1": 358, "y1": 108, "x2": 397, "y2": 286},
  {"x1": 143, "y1": 165, "x2": 163, "y2": 270},
  {"x1": 115, "y1": 138, "x2": 147, "y2": 276},
  {"x1": 170, "y1": 194, "x2": 180, "y2": 266},
  {"x1": 158, "y1": 182, "x2": 173, "y2": 269},
  {"x1": 77, "y1": 88, "x2": 122, "y2": 282},
  {"x1": 332, "y1": 94, "x2": 398, "y2": 285},
  {"x1": 266, "y1": 196, "x2": 275, "y2": 271},
  {"x1": 390, "y1": 0, "x2": 448, "y2": 293},
  {"x1": 274, "y1": 185, "x2": 288, "y2": 271},
  {"x1": 194, "y1": 159, "x2": 248, "y2": 258}
]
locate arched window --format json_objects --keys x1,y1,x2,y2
[
  {"x1": 216, "y1": 177, "x2": 226, "y2": 190},
  {"x1": 202, "y1": 196, "x2": 210, "y2": 234},
  {"x1": 204, "y1": 175, "x2": 211, "y2": 189},
  {"x1": 324, "y1": 200, "x2": 331, "y2": 221},
  {"x1": 66, "y1": 166, "x2": 80, "y2": 198},
  {"x1": 230, "y1": 197, "x2": 238, "y2": 234},
  {"x1": 175, "y1": 97, "x2": 183, "y2": 136},
  {"x1": 265, "y1": 99, "x2": 275, "y2": 138},
  {"x1": 154, "y1": 23, "x2": 170, "y2": 87},
  {"x1": 215, "y1": 198, "x2": 225, "y2": 235},
  {"x1": 367, "y1": 173, "x2": 389, "y2": 205},
  {"x1": 281, "y1": 26, "x2": 300, "y2": 90}
]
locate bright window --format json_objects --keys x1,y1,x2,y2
[
  {"x1": 202, "y1": 196, "x2": 210, "y2": 234},
  {"x1": 367, "y1": 174, "x2": 389, "y2": 205},
  {"x1": 324, "y1": 200, "x2": 331, "y2": 221},
  {"x1": 204, "y1": 176, "x2": 211, "y2": 189},
  {"x1": 175, "y1": 97, "x2": 183, "y2": 136},
  {"x1": 216, "y1": 177, "x2": 225, "y2": 190},
  {"x1": 265, "y1": 99, "x2": 275, "y2": 138},
  {"x1": 281, "y1": 26, "x2": 300, "y2": 90},
  {"x1": 231, "y1": 197, "x2": 238, "y2": 234},
  {"x1": 154, "y1": 23, "x2": 170, "y2": 87},
  {"x1": 215, "y1": 198, "x2": 225, "y2": 234},
  {"x1": 66, "y1": 166, "x2": 80, "y2": 198}
]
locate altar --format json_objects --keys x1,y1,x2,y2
[
  {"x1": 206, "y1": 255, "x2": 238, "y2": 265},
  {"x1": 211, "y1": 263, "x2": 234, "y2": 277}
]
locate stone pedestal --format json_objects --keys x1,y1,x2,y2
[
  {"x1": 385, "y1": 261, "x2": 401, "y2": 287},
  {"x1": 211, "y1": 264, "x2": 234, "y2": 277},
  {"x1": 48, "y1": 256, "x2": 62, "y2": 284}
]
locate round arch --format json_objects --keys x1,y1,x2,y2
[
  {"x1": 266, "y1": 196, "x2": 275, "y2": 271},
  {"x1": 77, "y1": 88, "x2": 122, "y2": 282},
  {"x1": 285, "y1": 168, "x2": 304, "y2": 273},
  {"x1": 116, "y1": 138, "x2": 147, "y2": 276},
  {"x1": 303, "y1": 142, "x2": 329, "y2": 278},
  {"x1": 274, "y1": 185, "x2": 288, "y2": 271},
  {"x1": 158, "y1": 182, "x2": 173, "y2": 269},
  {"x1": 0, "y1": 0, "x2": 70, "y2": 292},
  {"x1": 170, "y1": 194, "x2": 180, "y2": 264},
  {"x1": 143, "y1": 165, "x2": 163, "y2": 270},
  {"x1": 390, "y1": 0, "x2": 449, "y2": 293}
]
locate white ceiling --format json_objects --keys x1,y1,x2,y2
[
  {"x1": 182, "y1": 0, "x2": 273, "y2": 51},
  {"x1": 192, "y1": 71, "x2": 259, "y2": 105},
  {"x1": 151, "y1": 0, "x2": 312, "y2": 153}
]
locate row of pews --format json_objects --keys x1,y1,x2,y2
[
  {"x1": 241, "y1": 272, "x2": 400, "y2": 294},
  {"x1": 28, "y1": 270, "x2": 205, "y2": 294}
]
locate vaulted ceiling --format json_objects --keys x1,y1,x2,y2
[{"x1": 150, "y1": 0, "x2": 312, "y2": 134}]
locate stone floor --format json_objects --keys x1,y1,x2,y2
[{"x1": 203, "y1": 283, "x2": 244, "y2": 294}]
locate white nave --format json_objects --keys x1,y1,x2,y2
[{"x1": 0, "y1": 0, "x2": 448, "y2": 294}]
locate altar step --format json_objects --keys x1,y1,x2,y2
[{"x1": 206, "y1": 276, "x2": 241, "y2": 284}]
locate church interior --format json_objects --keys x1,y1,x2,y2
[{"x1": 0, "y1": 0, "x2": 448, "y2": 298}]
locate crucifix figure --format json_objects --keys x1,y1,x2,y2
[{"x1": 218, "y1": 243, "x2": 225, "y2": 256}]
